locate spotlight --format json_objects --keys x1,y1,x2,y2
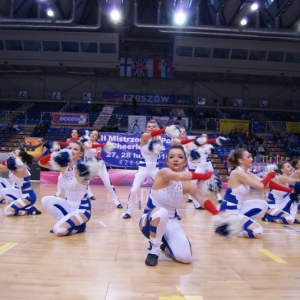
[
  {"x1": 240, "y1": 18, "x2": 247, "y2": 26},
  {"x1": 250, "y1": 3, "x2": 259, "y2": 11},
  {"x1": 110, "y1": 9, "x2": 121, "y2": 22},
  {"x1": 47, "y1": 9, "x2": 54, "y2": 17},
  {"x1": 174, "y1": 11, "x2": 186, "y2": 26}
]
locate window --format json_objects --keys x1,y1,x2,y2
[
  {"x1": 194, "y1": 47, "x2": 211, "y2": 58},
  {"x1": 231, "y1": 49, "x2": 248, "y2": 60},
  {"x1": 81, "y1": 42, "x2": 98, "y2": 53},
  {"x1": 43, "y1": 41, "x2": 60, "y2": 52},
  {"x1": 100, "y1": 43, "x2": 117, "y2": 53},
  {"x1": 213, "y1": 48, "x2": 230, "y2": 59},
  {"x1": 267, "y1": 51, "x2": 284, "y2": 62},
  {"x1": 24, "y1": 40, "x2": 41, "y2": 51},
  {"x1": 62, "y1": 41, "x2": 79, "y2": 52},
  {"x1": 286, "y1": 52, "x2": 300, "y2": 63},
  {"x1": 5, "y1": 40, "x2": 22, "y2": 51},
  {"x1": 175, "y1": 46, "x2": 193, "y2": 57},
  {"x1": 249, "y1": 50, "x2": 266, "y2": 61}
]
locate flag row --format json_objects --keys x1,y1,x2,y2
[{"x1": 120, "y1": 58, "x2": 173, "y2": 78}]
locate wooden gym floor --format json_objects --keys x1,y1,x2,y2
[{"x1": 0, "y1": 182, "x2": 300, "y2": 300}]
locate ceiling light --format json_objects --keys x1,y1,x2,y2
[
  {"x1": 110, "y1": 9, "x2": 121, "y2": 22},
  {"x1": 47, "y1": 9, "x2": 54, "y2": 17},
  {"x1": 174, "y1": 11, "x2": 186, "y2": 26},
  {"x1": 251, "y1": 3, "x2": 259, "y2": 11},
  {"x1": 240, "y1": 18, "x2": 247, "y2": 26}
]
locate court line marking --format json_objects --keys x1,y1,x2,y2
[
  {"x1": 0, "y1": 243, "x2": 18, "y2": 255},
  {"x1": 283, "y1": 225, "x2": 300, "y2": 233},
  {"x1": 259, "y1": 249, "x2": 287, "y2": 263},
  {"x1": 98, "y1": 221, "x2": 107, "y2": 227}
]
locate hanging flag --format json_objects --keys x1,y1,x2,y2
[
  {"x1": 161, "y1": 59, "x2": 173, "y2": 78},
  {"x1": 132, "y1": 58, "x2": 147, "y2": 77},
  {"x1": 147, "y1": 59, "x2": 160, "y2": 77},
  {"x1": 120, "y1": 57, "x2": 132, "y2": 77}
]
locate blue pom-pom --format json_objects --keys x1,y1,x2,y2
[
  {"x1": 207, "y1": 172, "x2": 222, "y2": 193},
  {"x1": 294, "y1": 181, "x2": 300, "y2": 194},
  {"x1": 189, "y1": 149, "x2": 200, "y2": 161},
  {"x1": 6, "y1": 157, "x2": 18, "y2": 171},
  {"x1": 53, "y1": 151, "x2": 70, "y2": 167},
  {"x1": 76, "y1": 157, "x2": 103, "y2": 180},
  {"x1": 215, "y1": 224, "x2": 230, "y2": 237},
  {"x1": 76, "y1": 159, "x2": 90, "y2": 180}
]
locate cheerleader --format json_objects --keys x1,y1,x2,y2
[
  {"x1": 82, "y1": 130, "x2": 123, "y2": 208},
  {"x1": 172, "y1": 127, "x2": 203, "y2": 210},
  {"x1": 291, "y1": 158, "x2": 300, "y2": 213},
  {"x1": 140, "y1": 144, "x2": 241, "y2": 266},
  {"x1": 38, "y1": 140, "x2": 101, "y2": 236},
  {"x1": 123, "y1": 121, "x2": 180, "y2": 219},
  {"x1": 54, "y1": 128, "x2": 80, "y2": 197},
  {"x1": 262, "y1": 161, "x2": 300, "y2": 224},
  {"x1": 0, "y1": 148, "x2": 40, "y2": 216},
  {"x1": 221, "y1": 148, "x2": 293, "y2": 239},
  {"x1": 189, "y1": 133, "x2": 226, "y2": 207}
]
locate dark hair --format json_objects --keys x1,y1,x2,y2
[
  {"x1": 227, "y1": 148, "x2": 247, "y2": 167},
  {"x1": 167, "y1": 144, "x2": 187, "y2": 159},
  {"x1": 71, "y1": 129, "x2": 80, "y2": 136},
  {"x1": 292, "y1": 158, "x2": 300, "y2": 169},
  {"x1": 18, "y1": 148, "x2": 33, "y2": 165},
  {"x1": 69, "y1": 140, "x2": 84, "y2": 153},
  {"x1": 277, "y1": 161, "x2": 289, "y2": 174}
]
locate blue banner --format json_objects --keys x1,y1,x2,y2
[
  {"x1": 98, "y1": 133, "x2": 173, "y2": 168},
  {"x1": 103, "y1": 92, "x2": 191, "y2": 105}
]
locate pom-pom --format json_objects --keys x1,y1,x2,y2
[
  {"x1": 80, "y1": 130, "x2": 90, "y2": 144},
  {"x1": 6, "y1": 156, "x2": 24, "y2": 171},
  {"x1": 290, "y1": 193, "x2": 300, "y2": 203},
  {"x1": 165, "y1": 125, "x2": 180, "y2": 138},
  {"x1": 103, "y1": 141, "x2": 115, "y2": 153},
  {"x1": 194, "y1": 136, "x2": 207, "y2": 146},
  {"x1": 189, "y1": 149, "x2": 200, "y2": 163},
  {"x1": 204, "y1": 144, "x2": 214, "y2": 155},
  {"x1": 216, "y1": 136, "x2": 227, "y2": 146},
  {"x1": 50, "y1": 149, "x2": 71, "y2": 171},
  {"x1": 294, "y1": 181, "x2": 300, "y2": 194},
  {"x1": 197, "y1": 172, "x2": 222, "y2": 196},
  {"x1": 76, "y1": 157, "x2": 103, "y2": 180},
  {"x1": 213, "y1": 212, "x2": 242, "y2": 240},
  {"x1": 265, "y1": 164, "x2": 279, "y2": 173},
  {"x1": 148, "y1": 140, "x2": 165, "y2": 154},
  {"x1": 52, "y1": 142, "x2": 61, "y2": 151}
]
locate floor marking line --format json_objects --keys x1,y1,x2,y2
[
  {"x1": 283, "y1": 225, "x2": 300, "y2": 233},
  {"x1": 259, "y1": 249, "x2": 287, "y2": 263},
  {"x1": 0, "y1": 243, "x2": 18, "y2": 255},
  {"x1": 98, "y1": 221, "x2": 107, "y2": 227}
]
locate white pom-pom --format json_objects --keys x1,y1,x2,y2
[
  {"x1": 103, "y1": 141, "x2": 115, "y2": 153},
  {"x1": 216, "y1": 136, "x2": 227, "y2": 146},
  {"x1": 15, "y1": 157, "x2": 24, "y2": 169},
  {"x1": 194, "y1": 136, "x2": 207, "y2": 146},
  {"x1": 152, "y1": 142, "x2": 165, "y2": 155},
  {"x1": 204, "y1": 144, "x2": 214, "y2": 155},
  {"x1": 213, "y1": 212, "x2": 242, "y2": 240},
  {"x1": 76, "y1": 157, "x2": 103, "y2": 180},
  {"x1": 197, "y1": 173, "x2": 222, "y2": 196},
  {"x1": 53, "y1": 142, "x2": 61, "y2": 151},
  {"x1": 165, "y1": 125, "x2": 180, "y2": 138},
  {"x1": 263, "y1": 164, "x2": 279, "y2": 180},
  {"x1": 50, "y1": 149, "x2": 71, "y2": 171}
]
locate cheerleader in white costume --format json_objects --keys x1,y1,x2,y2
[
  {"x1": 55, "y1": 128, "x2": 80, "y2": 197},
  {"x1": 264, "y1": 161, "x2": 299, "y2": 224},
  {"x1": 291, "y1": 158, "x2": 300, "y2": 213},
  {"x1": 172, "y1": 127, "x2": 203, "y2": 210},
  {"x1": 123, "y1": 121, "x2": 181, "y2": 219},
  {"x1": 220, "y1": 148, "x2": 293, "y2": 239},
  {"x1": 140, "y1": 144, "x2": 241, "y2": 267},
  {"x1": 39, "y1": 140, "x2": 101, "y2": 236},
  {"x1": 0, "y1": 148, "x2": 40, "y2": 216},
  {"x1": 82, "y1": 130, "x2": 122, "y2": 208}
]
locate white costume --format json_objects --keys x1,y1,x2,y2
[
  {"x1": 41, "y1": 167, "x2": 90, "y2": 235},
  {"x1": 139, "y1": 180, "x2": 191, "y2": 263}
]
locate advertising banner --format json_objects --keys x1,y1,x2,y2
[
  {"x1": 286, "y1": 122, "x2": 300, "y2": 133},
  {"x1": 51, "y1": 113, "x2": 87, "y2": 126},
  {"x1": 219, "y1": 119, "x2": 249, "y2": 133}
]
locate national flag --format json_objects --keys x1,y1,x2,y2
[
  {"x1": 132, "y1": 58, "x2": 147, "y2": 77},
  {"x1": 120, "y1": 57, "x2": 132, "y2": 77},
  {"x1": 161, "y1": 59, "x2": 173, "y2": 78},
  {"x1": 147, "y1": 59, "x2": 160, "y2": 77}
]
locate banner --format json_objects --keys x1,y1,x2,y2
[
  {"x1": 24, "y1": 137, "x2": 43, "y2": 161},
  {"x1": 219, "y1": 119, "x2": 249, "y2": 133},
  {"x1": 286, "y1": 122, "x2": 300, "y2": 133},
  {"x1": 103, "y1": 92, "x2": 191, "y2": 105},
  {"x1": 51, "y1": 113, "x2": 87, "y2": 126},
  {"x1": 128, "y1": 115, "x2": 147, "y2": 134}
]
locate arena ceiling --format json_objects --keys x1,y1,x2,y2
[{"x1": 0, "y1": 0, "x2": 300, "y2": 84}]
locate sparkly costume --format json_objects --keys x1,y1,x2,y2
[{"x1": 139, "y1": 180, "x2": 192, "y2": 263}]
